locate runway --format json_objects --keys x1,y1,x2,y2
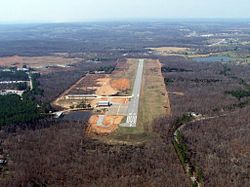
[{"x1": 122, "y1": 59, "x2": 144, "y2": 127}]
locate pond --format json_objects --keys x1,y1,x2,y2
[
  {"x1": 192, "y1": 56, "x2": 232, "y2": 63},
  {"x1": 60, "y1": 111, "x2": 91, "y2": 122}
]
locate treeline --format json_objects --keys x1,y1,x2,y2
[
  {"x1": 0, "y1": 70, "x2": 29, "y2": 81},
  {"x1": 0, "y1": 82, "x2": 27, "y2": 91},
  {"x1": 89, "y1": 65, "x2": 116, "y2": 74},
  {"x1": 221, "y1": 64, "x2": 250, "y2": 101},
  {"x1": 161, "y1": 66, "x2": 192, "y2": 73},
  {"x1": 30, "y1": 73, "x2": 44, "y2": 96}
]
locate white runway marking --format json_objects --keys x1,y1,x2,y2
[{"x1": 123, "y1": 59, "x2": 144, "y2": 128}]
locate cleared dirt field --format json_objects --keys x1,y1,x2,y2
[
  {"x1": 86, "y1": 59, "x2": 139, "y2": 136},
  {"x1": 95, "y1": 76, "x2": 118, "y2": 96},
  {"x1": 88, "y1": 115, "x2": 124, "y2": 135},
  {"x1": 111, "y1": 78, "x2": 130, "y2": 92},
  {"x1": 53, "y1": 74, "x2": 106, "y2": 109},
  {"x1": 69, "y1": 74, "x2": 104, "y2": 95},
  {"x1": 138, "y1": 59, "x2": 171, "y2": 131},
  {"x1": 111, "y1": 98, "x2": 128, "y2": 104},
  {"x1": 112, "y1": 59, "x2": 138, "y2": 94},
  {"x1": 0, "y1": 55, "x2": 82, "y2": 71},
  {"x1": 53, "y1": 60, "x2": 133, "y2": 109}
]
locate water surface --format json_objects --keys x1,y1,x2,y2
[
  {"x1": 61, "y1": 111, "x2": 91, "y2": 122},
  {"x1": 192, "y1": 56, "x2": 232, "y2": 63}
]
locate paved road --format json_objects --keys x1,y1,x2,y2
[
  {"x1": 96, "y1": 115, "x2": 105, "y2": 127},
  {"x1": 106, "y1": 103, "x2": 128, "y2": 116},
  {"x1": 122, "y1": 59, "x2": 144, "y2": 127},
  {"x1": 28, "y1": 73, "x2": 33, "y2": 90}
]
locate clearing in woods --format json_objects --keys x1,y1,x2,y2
[
  {"x1": 107, "y1": 59, "x2": 171, "y2": 143},
  {"x1": 138, "y1": 59, "x2": 171, "y2": 130},
  {"x1": 95, "y1": 76, "x2": 118, "y2": 96},
  {"x1": 0, "y1": 55, "x2": 82, "y2": 73},
  {"x1": 112, "y1": 59, "x2": 138, "y2": 95},
  {"x1": 86, "y1": 59, "x2": 137, "y2": 135},
  {"x1": 111, "y1": 79, "x2": 130, "y2": 93},
  {"x1": 148, "y1": 47, "x2": 190, "y2": 56},
  {"x1": 88, "y1": 115, "x2": 124, "y2": 135}
]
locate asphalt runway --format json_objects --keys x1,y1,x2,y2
[{"x1": 123, "y1": 59, "x2": 144, "y2": 127}]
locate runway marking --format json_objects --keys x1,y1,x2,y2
[
  {"x1": 123, "y1": 59, "x2": 144, "y2": 128},
  {"x1": 117, "y1": 104, "x2": 121, "y2": 115}
]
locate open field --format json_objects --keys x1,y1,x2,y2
[
  {"x1": 0, "y1": 55, "x2": 82, "y2": 72},
  {"x1": 148, "y1": 47, "x2": 190, "y2": 56},
  {"x1": 137, "y1": 59, "x2": 171, "y2": 131},
  {"x1": 149, "y1": 47, "x2": 189, "y2": 53},
  {"x1": 110, "y1": 78, "x2": 130, "y2": 93},
  {"x1": 218, "y1": 51, "x2": 250, "y2": 64}
]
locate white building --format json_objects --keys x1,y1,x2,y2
[
  {"x1": 97, "y1": 101, "x2": 112, "y2": 107},
  {"x1": 0, "y1": 90, "x2": 24, "y2": 96}
]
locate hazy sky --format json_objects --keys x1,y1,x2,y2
[{"x1": 0, "y1": 0, "x2": 250, "y2": 23}]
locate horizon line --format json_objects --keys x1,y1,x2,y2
[{"x1": 1, "y1": 17, "x2": 250, "y2": 25}]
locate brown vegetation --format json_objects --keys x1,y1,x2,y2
[
  {"x1": 112, "y1": 59, "x2": 138, "y2": 93},
  {"x1": 182, "y1": 110, "x2": 250, "y2": 187},
  {"x1": 0, "y1": 55, "x2": 82, "y2": 71},
  {"x1": 39, "y1": 60, "x2": 117, "y2": 102},
  {"x1": 111, "y1": 98, "x2": 128, "y2": 104},
  {"x1": 161, "y1": 56, "x2": 250, "y2": 186},
  {"x1": 95, "y1": 77, "x2": 118, "y2": 96},
  {"x1": 0, "y1": 121, "x2": 190, "y2": 187},
  {"x1": 137, "y1": 59, "x2": 171, "y2": 131},
  {"x1": 149, "y1": 47, "x2": 189, "y2": 53},
  {"x1": 111, "y1": 78, "x2": 130, "y2": 92}
]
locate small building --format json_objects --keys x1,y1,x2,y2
[
  {"x1": 2, "y1": 68, "x2": 12, "y2": 72},
  {"x1": 97, "y1": 101, "x2": 112, "y2": 107},
  {"x1": 0, "y1": 90, "x2": 24, "y2": 96},
  {"x1": 17, "y1": 67, "x2": 29, "y2": 72},
  {"x1": 65, "y1": 94, "x2": 97, "y2": 100},
  {"x1": 53, "y1": 111, "x2": 64, "y2": 119},
  {"x1": 94, "y1": 71, "x2": 105, "y2": 74},
  {"x1": 189, "y1": 112, "x2": 202, "y2": 118}
]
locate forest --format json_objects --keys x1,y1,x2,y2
[
  {"x1": 0, "y1": 94, "x2": 41, "y2": 127},
  {"x1": 161, "y1": 56, "x2": 250, "y2": 186},
  {"x1": 0, "y1": 120, "x2": 190, "y2": 187},
  {"x1": 0, "y1": 70, "x2": 29, "y2": 81}
]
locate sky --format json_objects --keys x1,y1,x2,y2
[{"x1": 0, "y1": 0, "x2": 250, "y2": 23}]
